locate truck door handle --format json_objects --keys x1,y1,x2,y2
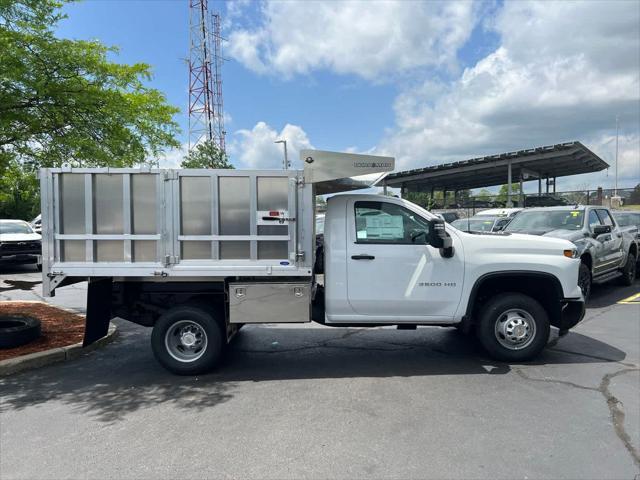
[{"x1": 351, "y1": 254, "x2": 375, "y2": 260}]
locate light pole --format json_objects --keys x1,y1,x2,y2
[
  {"x1": 275, "y1": 139, "x2": 289, "y2": 170},
  {"x1": 615, "y1": 115, "x2": 619, "y2": 197}
]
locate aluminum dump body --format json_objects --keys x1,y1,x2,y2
[
  {"x1": 40, "y1": 150, "x2": 394, "y2": 296},
  {"x1": 40, "y1": 168, "x2": 314, "y2": 294}
]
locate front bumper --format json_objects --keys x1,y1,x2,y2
[
  {"x1": 0, "y1": 253, "x2": 41, "y2": 264},
  {"x1": 557, "y1": 297, "x2": 586, "y2": 333}
]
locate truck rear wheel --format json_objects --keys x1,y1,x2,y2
[
  {"x1": 476, "y1": 293, "x2": 550, "y2": 362},
  {"x1": 151, "y1": 305, "x2": 223, "y2": 375}
]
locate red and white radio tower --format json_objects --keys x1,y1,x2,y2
[{"x1": 188, "y1": 1, "x2": 225, "y2": 153}]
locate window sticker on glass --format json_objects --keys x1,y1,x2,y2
[
  {"x1": 364, "y1": 215, "x2": 404, "y2": 240},
  {"x1": 570, "y1": 211, "x2": 580, "y2": 217},
  {"x1": 357, "y1": 230, "x2": 367, "y2": 239}
]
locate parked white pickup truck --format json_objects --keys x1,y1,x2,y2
[{"x1": 40, "y1": 151, "x2": 584, "y2": 374}]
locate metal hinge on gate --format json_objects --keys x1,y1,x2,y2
[
  {"x1": 297, "y1": 176, "x2": 305, "y2": 187},
  {"x1": 164, "y1": 255, "x2": 179, "y2": 266},
  {"x1": 295, "y1": 250, "x2": 305, "y2": 262}
]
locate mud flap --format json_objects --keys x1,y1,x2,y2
[
  {"x1": 556, "y1": 300, "x2": 586, "y2": 336},
  {"x1": 83, "y1": 277, "x2": 113, "y2": 347}
]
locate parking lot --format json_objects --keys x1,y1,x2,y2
[{"x1": 1, "y1": 264, "x2": 639, "y2": 479}]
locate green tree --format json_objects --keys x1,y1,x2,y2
[
  {"x1": 0, "y1": 0, "x2": 180, "y2": 170},
  {"x1": 405, "y1": 191, "x2": 434, "y2": 209},
  {"x1": 0, "y1": 159, "x2": 39, "y2": 219},
  {"x1": 181, "y1": 141, "x2": 234, "y2": 169},
  {"x1": 496, "y1": 183, "x2": 522, "y2": 204},
  {"x1": 628, "y1": 183, "x2": 640, "y2": 205}
]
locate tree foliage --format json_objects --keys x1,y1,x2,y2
[
  {"x1": 0, "y1": 158, "x2": 39, "y2": 219},
  {"x1": 405, "y1": 189, "x2": 471, "y2": 210},
  {"x1": 181, "y1": 141, "x2": 234, "y2": 169},
  {"x1": 0, "y1": 0, "x2": 180, "y2": 170},
  {"x1": 496, "y1": 183, "x2": 522, "y2": 203}
]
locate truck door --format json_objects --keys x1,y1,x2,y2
[
  {"x1": 345, "y1": 199, "x2": 464, "y2": 321},
  {"x1": 596, "y1": 209, "x2": 624, "y2": 269},
  {"x1": 587, "y1": 209, "x2": 607, "y2": 275}
]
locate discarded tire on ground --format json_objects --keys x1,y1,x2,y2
[{"x1": 0, "y1": 316, "x2": 42, "y2": 349}]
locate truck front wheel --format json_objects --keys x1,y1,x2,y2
[
  {"x1": 151, "y1": 305, "x2": 223, "y2": 375},
  {"x1": 476, "y1": 293, "x2": 550, "y2": 362}
]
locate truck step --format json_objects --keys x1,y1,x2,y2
[{"x1": 593, "y1": 270, "x2": 622, "y2": 285}]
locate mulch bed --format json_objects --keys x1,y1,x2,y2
[{"x1": 0, "y1": 301, "x2": 85, "y2": 361}]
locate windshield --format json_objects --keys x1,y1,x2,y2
[
  {"x1": 613, "y1": 212, "x2": 640, "y2": 227},
  {"x1": 0, "y1": 221, "x2": 34, "y2": 235},
  {"x1": 440, "y1": 212, "x2": 458, "y2": 223},
  {"x1": 451, "y1": 217, "x2": 497, "y2": 232},
  {"x1": 505, "y1": 210, "x2": 584, "y2": 232}
]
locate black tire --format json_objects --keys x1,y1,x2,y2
[
  {"x1": 476, "y1": 293, "x2": 550, "y2": 362},
  {"x1": 619, "y1": 253, "x2": 637, "y2": 286},
  {"x1": 578, "y1": 262, "x2": 592, "y2": 301},
  {"x1": 151, "y1": 305, "x2": 223, "y2": 375},
  {"x1": 0, "y1": 316, "x2": 41, "y2": 349}
]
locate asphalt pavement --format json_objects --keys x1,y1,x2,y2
[{"x1": 0, "y1": 264, "x2": 639, "y2": 479}]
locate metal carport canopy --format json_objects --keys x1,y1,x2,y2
[{"x1": 383, "y1": 142, "x2": 609, "y2": 192}]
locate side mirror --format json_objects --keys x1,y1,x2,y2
[
  {"x1": 593, "y1": 225, "x2": 611, "y2": 237},
  {"x1": 429, "y1": 219, "x2": 454, "y2": 257}
]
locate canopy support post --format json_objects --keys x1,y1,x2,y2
[{"x1": 507, "y1": 160, "x2": 513, "y2": 207}]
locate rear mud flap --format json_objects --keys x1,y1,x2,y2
[{"x1": 83, "y1": 277, "x2": 113, "y2": 347}]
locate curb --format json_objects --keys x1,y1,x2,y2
[{"x1": 0, "y1": 323, "x2": 118, "y2": 377}]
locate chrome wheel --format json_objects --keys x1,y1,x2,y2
[
  {"x1": 164, "y1": 320, "x2": 208, "y2": 363},
  {"x1": 494, "y1": 309, "x2": 537, "y2": 351}
]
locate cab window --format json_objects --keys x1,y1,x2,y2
[
  {"x1": 596, "y1": 209, "x2": 614, "y2": 227},
  {"x1": 588, "y1": 210, "x2": 601, "y2": 230},
  {"x1": 354, "y1": 201, "x2": 431, "y2": 244}
]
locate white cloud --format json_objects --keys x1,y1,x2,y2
[
  {"x1": 156, "y1": 143, "x2": 188, "y2": 169},
  {"x1": 227, "y1": 0, "x2": 477, "y2": 80},
  {"x1": 381, "y1": 0, "x2": 640, "y2": 188},
  {"x1": 228, "y1": 121, "x2": 313, "y2": 169}
]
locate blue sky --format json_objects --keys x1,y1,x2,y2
[
  {"x1": 56, "y1": 0, "x2": 639, "y2": 191},
  {"x1": 56, "y1": 1, "x2": 399, "y2": 152}
]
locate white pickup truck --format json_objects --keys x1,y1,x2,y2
[{"x1": 40, "y1": 151, "x2": 584, "y2": 374}]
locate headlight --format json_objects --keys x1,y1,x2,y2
[{"x1": 563, "y1": 248, "x2": 578, "y2": 259}]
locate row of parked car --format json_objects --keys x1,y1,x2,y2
[
  {"x1": 0, "y1": 216, "x2": 43, "y2": 271},
  {"x1": 438, "y1": 206, "x2": 640, "y2": 300}
]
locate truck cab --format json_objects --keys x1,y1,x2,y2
[{"x1": 320, "y1": 194, "x2": 583, "y2": 329}]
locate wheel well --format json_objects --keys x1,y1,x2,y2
[
  {"x1": 111, "y1": 281, "x2": 226, "y2": 328},
  {"x1": 580, "y1": 252, "x2": 592, "y2": 270},
  {"x1": 466, "y1": 273, "x2": 563, "y2": 328}
]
